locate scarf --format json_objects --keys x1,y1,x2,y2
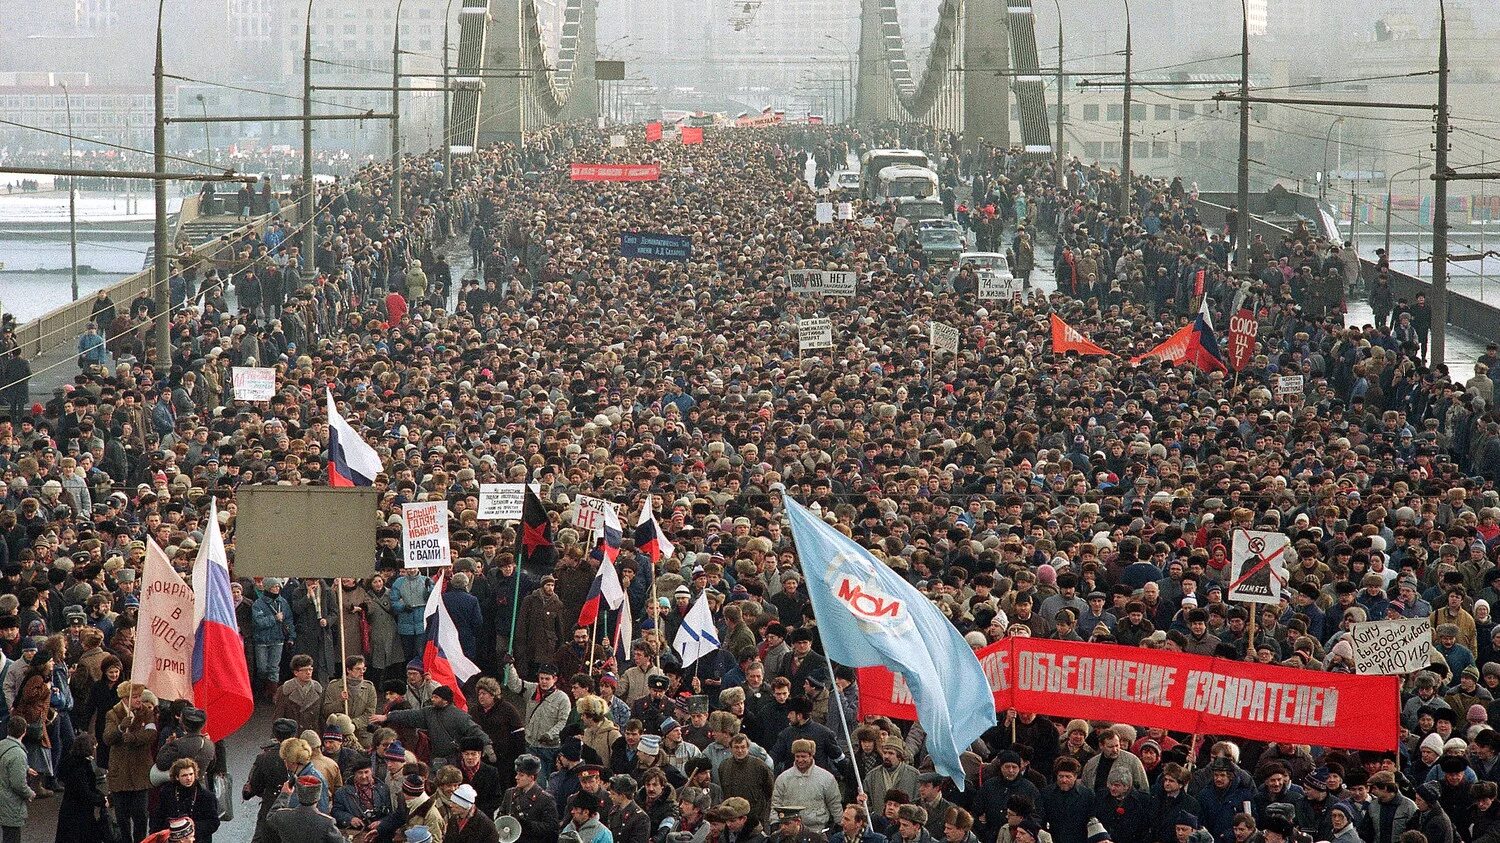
[{"x1": 355, "y1": 779, "x2": 377, "y2": 809}]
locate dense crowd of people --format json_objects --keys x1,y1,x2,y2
[{"x1": 0, "y1": 115, "x2": 1498, "y2": 843}]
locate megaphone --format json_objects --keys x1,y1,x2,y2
[{"x1": 497, "y1": 815, "x2": 522, "y2": 843}]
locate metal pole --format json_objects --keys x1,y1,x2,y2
[
  {"x1": 154, "y1": 0, "x2": 171, "y2": 365},
  {"x1": 1349, "y1": 160, "x2": 1358, "y2": 248},
  {"x1": 197, "y1": 94, "x2": 211, "y2": 166},
  {"x1": 1321, "y1": 118, "x2": 1342, "y2": 202},
  {"x1": 392, "y1": 0, "x2": 406, "y2": 218},
  {"x1": 303, "y1": 0, "x2": 317, "y2": 281},
  {"x1": 1235, "y1": 0, "x2": 1250, "y2": 271},
  {"x1": 443, "y1": 0, "x2": 453, "y2": 190},
  {"x1": 1432, "y1": 0, "x2": 1450, "y2": 364},
  {"x1": 1119, "y1": 0, "x2": 1132, "y2": 215},
  {"x1": 1052, "y1": 0, "x2": 1064, "y2": 189},
  {"x1": 1385, "y1": 172, "x2": 1395, "y2": 262},
  {"x1": 63, "y1": 83, "x2": 78, "y2": 302}
]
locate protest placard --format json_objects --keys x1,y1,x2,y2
[
  {"x1": 1278, "y1": 375, "x2": 1305, "y2": 396},
  {"x1": 799, "y1": 317, "x2": 834, "y2": 352},
  {"x1": 570, "y1": 494, "x2": 613, "y2": 533},
  {"x1": 1351, "y1": 617, "x2": 1434, "y2": 675},
  {"x1": 232, "y1": 367, "x2": 277, "y2": 401},
  {"x1": 815, "y1": 202, "x2": 834, "y2": 224},
  {"x1": 610, "y1": 134, "x2": 626, "y2": 148},
  {"x1": 402, "y1": 501, "x2": 450, "y2": 567},
  {"x1": 131, "y1": 539, "x2": 195, "y2": 702},
  {"x1": 477, "y1": 484, "x2": 526, "y2": 520},
  {"x1": 1227, "y1": 529, "x2": 1290, "y2": 605},
  {"x1": 930, "y1": 322, "x2": 960, "y2": 356},
  {"x1": 787, "y1": 270, "x2": 857, "y2": 297},
  {"x1": 838, "y1": 202, "x2": 854, "y2": 220},
  {"x1": 978, "y1": 274, "x2": 1011, "y2": 300}
]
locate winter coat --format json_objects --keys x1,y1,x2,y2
[
  {"x1": 1080, "y1": 750, "x2": 1150, "y2": 792},
  {"x1": 505, "y1": 669, "x2": 571, "y2": 748},
  {"x1": 1359, "y1": 795, "x2": 1418, "y2": 843},
  {"x1": 53, "y1": 751, "x2": 108, "y2": 843},
  {"x1": 365, "y1": 586, "x2": 402, "y2": 670},
  {"x1": 152, "y1": 782, "x2": 223, "y2": 843},
  {"x1": 252, "y1": 592, "x2": 294, "y2": 644},
  {"x1": 391, "y1": 574, "x2": 433, "y2": 637},
  {"x1": 0, "y1": 737, "x2": 31, "y2": 827},
  {"x1": 103, "y1": 698, "x2": 158, "y2": 792}
]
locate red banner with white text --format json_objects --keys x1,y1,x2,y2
[
  {"x1": 570, "y1": 163, "x2": 662, "y2": 182},
  {"x1": 858, "y1": 637, "x2": 1399, "y2": 751}
]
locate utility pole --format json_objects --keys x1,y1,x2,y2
[
  {"x1": 1431, "y1": 0, "x2": 1450, "y2": 364},
  {"x1": 1235, "y1": 0, "x2": 1250, "y2": 271},
  {"x1": 392, "y1": 0, "x2": 406, "y2": 218},
  {"x1": 1051, "y1": 0, "x2": 1064, "y2": 189},
  {"x1": 303, "y1": 0, "x2": 317, "y2": 281},
  {"x1": 1119, "y1": 0, "x2": 1133, "y2": 216},
  {"x1": 443, "y1": 0, "x2": 454, "y2": 189},
  {"x1": 154, "y1": 0, "x2": 170, "y2": 365},
  {"x1": 62, "y1": 82, "x2": 78, "y2": 302}
]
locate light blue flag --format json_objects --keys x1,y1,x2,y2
[{"x1": 784, "y1": 497, "x2": 995, "y2": 788}]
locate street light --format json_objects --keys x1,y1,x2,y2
[
  {"x1": 302, "y1": 0, "x2": 318, "y2": 280},
  {"x1": 442, "y1": 0, "x2": 455, "y2": 189},
  {"x1": 824, "y1": 34, "x2": 853, "y2": 123},
  {"x1": 1320, "y1": 116, "x2": 1344, "y2": 201},
  {"x1": 1386, "y1": 158, "x2": 1432, "y2": 261},
  {"x1": 153, "y1": 0, "x2": 171, "y2": 363},
  {"x1": 1048, "y1": 0, "x2": 1064, "y2": 188},
  {"x1": 1119, "y1": 0, "x2": 1133, "y2": 216},
  {"x1": 62, "y1": 82, "x2": 78, "y2": 301},
  {"x1": 196, "y1": 93, "x2": 212, "y2": 169},
  {"x1": 1235, "y1": 0, "x2": 1251, "y2": 271},
  {"x1": 392, "y1": 0, "x2": 406, "y2": 218}
]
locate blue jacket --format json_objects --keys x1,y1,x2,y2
[
  {"x1": 1196, "y1": 779, "x2": 1254, "y2": 840},
  {"x1": 442, "y1": 589, "x2": 483, "y2": 657},
  {"x1": 251, "y1": 592, "x2": 294, "y2": 644},
  {"x1": 391, "y1": 574, "x2": 433, "y2": 637},
  {"x1": 78, "y1": 332, "x2": 107, "y2": 365}
]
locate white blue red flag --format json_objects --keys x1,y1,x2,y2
[
  {"x1": 190, "y1": 499, "x2": 254, "y2": 740},
  {"x1": 325, "y1": 386, "x2": 384, "y2": 486},
  {"x1": 424, "y1": 573, "x2": 480, "y2": 709},
  {"x1": 785, "y1": 496, "x2": 996, "y2": 789},
  {"x1": 633, "y1": 496, "x2": 674, "y2": 563}
]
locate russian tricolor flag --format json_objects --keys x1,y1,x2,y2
[
  {"x1": 326, "y1": 387, "x2": 384, "y2": 486},
  {"x1": 190, "y1": 499, "x2": 254, "y2": 740},
  {"x1": 633, "y1": 496, "x2": 674, "y2": 564},
  {"x1": 579, "y1": 506, "x2": 626, "y2": 630},
  {"x1": 424, "y1": 573, "x2": 480, "y2": 710}
]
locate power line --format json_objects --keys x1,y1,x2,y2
[
  {"x1": 0, "y1": 117, "x2": 214, "y2": 171},
  {"x1": 165, "y1": 73, "x2": 378, "y2": 114}
]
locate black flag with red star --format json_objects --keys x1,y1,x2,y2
[{"x1": 521, "y1": 485, "x2": 557, "y2": 576}]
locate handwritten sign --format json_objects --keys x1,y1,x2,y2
[
  {"x1": 610, "y1": 134, "x2": 626, "y2": 148},
  {"x1": 787, "y1": 270, "x2": 857, "y2": 297},
  {"x1": 799, "y1": 317, "x2": 834, "y2": 353},
  {"x1": 131, "y1": 540, "x2": 195, "y2": 702},
  {"x1": 838, "y1": 202, "x2": 854, "y2": 220},
  {"x1": 815, "y1": 202, "x2": 834, "y2": 224},
  {"x1": 930, "y1": 322, "x2": 960, "y2": 356},
  {"x1": 1351, "y1": 617, "x2": 1433, "y2": 675},
  {"x1": 569, "y1": 495, "x2": 613, "y2": 533},
  {"x1": 1278, "y1": 375, "x2": 1304, "y2": 396},
  {"x1": 402, "y1": 501, "x2": 450, "y2": 568},
  {"x1": 232, "y1": 367, "x2": 277, "y2": 401},
  {"x1": 477, "y1": 484, "x2": 526, "y2": 520},
  {"x1": 1227, "y1": 529, "x2": 1290, "y2": 605}
]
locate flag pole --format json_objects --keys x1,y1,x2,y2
[
  {"x1": 589, "y1": 619, "x2": 599, "y2": 676},
  {"x1": 507, "y1": 469, "x2": 530, "y2": 656},
  {"x1": 337, "y1": 578, "x2": 350, "y2": 715}
]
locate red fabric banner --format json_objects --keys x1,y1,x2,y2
[
  {"x1": 645, "y1": 122, "x2": 662, "y2": 142},
  {"x1": 680, "y1": 126, "x2": 704, "y2": 145},
  {"x1": 857, "y1": 637, "x2": 1399, "y2": 752},
  {"x1": 1050, "y1": 314, "x2": 1113, "y2": 356},
  {"x1": 1227, "y1": 307, "x2": 1258, "y2": 371},
  {"x1": 570, "y1": 163, "x2": 662, "y2": 182}
]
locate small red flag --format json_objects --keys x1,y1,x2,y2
[{"x1": 1050, "y1": 314, "x2": 1113, "y2": 356}]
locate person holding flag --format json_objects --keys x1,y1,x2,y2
[
  {"x1": 324, "y1": 387, "x2": 384, "y2": 486},
  {"x1": 633, "y1": 496, "x2": 674, "y2": 564},
  {"x1": 782, "y1": 497, "x2": 995, "y2": 789},
  {"x1": 189, "y1": 499, "x2": 254, "y2": 741}
]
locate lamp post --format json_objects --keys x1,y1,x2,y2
[
  {"x1": 442, "y1": 0, "x2": 455, "y2": 189},
  {"x1": 824, "y1": 35, "x2": 854, "y2": 123},
  {"x1": 1386, "y1": 158, "x2": 1431, "y2": 261},
  {"x1": 1431, "y1": 0, "x2": 1450, "y2": 364},
  {"x1": 1234, "y1": 0, "x2": 1250, "y2": 271},
  {"x1": 62, "y1": 82, "x2": 78, "y2": 301},
  {"x1": 1050, "y1": 0, "x2": 1065, "y2": 188},
  {"x1": 1118, "y1": 0, "x2": 1133, "y2": 216},
  {"x1": 302, "y1": 0, "x2": 317, "y2": 280},
  {"x1": 1320, "y1": 117, "x2": 1344, "y2": 201},
  {"x1": 391, "y1": 0, "x2": 406, "y2": 218},
  {"x1": 196, "y1": 94, "x2": 212, "y2": 168},
  {"x1": 153, "y1": 0, "x2": 171, "y2": 364}
]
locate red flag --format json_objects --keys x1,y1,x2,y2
[
  {"x1": 1049, "y1": 314, "x2": 1113, "y2": 356},
  {"x1": 1227, "y1": 307, "x2": 1258, "y2": 371},
  {"x1": 1131, "y1": 313, "x2": 1229, "y2": 373},
  {"x1": 680, "y1": 126, "x2": 703, "y2": 145},
  {"x1": 645, "y1": 122, "x2": 662, "y2": 142}
]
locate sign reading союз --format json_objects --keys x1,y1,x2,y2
[{"x1": 859, "y1": 637, "x2": 1398, "y2": 751}]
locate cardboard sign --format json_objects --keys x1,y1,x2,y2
[
  {"x1": 401, "y1": 500, "x2": 451, "y2": 568},
  {"x1": 787, "y1": 269, "x2": 857, "y2": 297},
  {"x1": 978, "y1": 274, "x2": 1011, "y2": 300},
  {"x1": 231, "y1": 367, "x2": 277, "y2": 401},
  {"x1": 815, "y1": 202, "x2": 834, "y2": 224},
  {"x1": 620, "y1": 232, "x2": 692, "y2": 261},
  {"x1": 1351, "y1": 617, "x2": 1434, "y2": 675},
  {"x1": 1227, "y1": 529, "x2": 1290, "y2": 605},
  {"x1": 798, "y1": 317, "x2": 834, "y2": 352},
  {"x1": 1278, "y1": 375, "x2": 1304, "y2": 396},
  {"x1": 569, "y1": 494, "x2": 613, "y2": 532},
  {"x1": 930, "y1": 321, "x2": 960, "y2": 356},
  {"x1": 477, "y1": 484, "x2": 526, "y2": 520}
]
